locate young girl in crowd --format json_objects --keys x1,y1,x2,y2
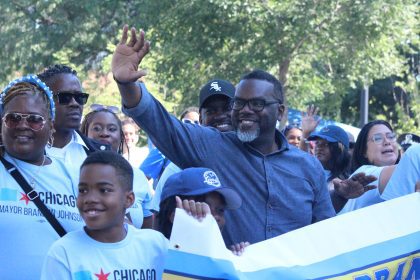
[
  {"x1": 121, "y1": 117, "x2": 149, "y2": 168},
  {"x1": 282, "y1": 124, "x2": 303, "y2": 148},
  {"x1": 0, "y1": 75, "x2": 83, "y2": 279},
  {"x1": 307, "y1": 125, "x2": 351, "y2": 190},
  {"x1": 80, "y1": 105, "x2": 153, "y2": 228}
]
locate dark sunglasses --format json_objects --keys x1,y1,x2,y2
[
  {"x1": 2, "y1": 112, "x2": 46, "y2": 131},
  {"x1": 90, "y1": 103, "x2": 120, "y2": 114},
  {"x1": 54, "y1": 92, "x2": 89, "y2": 105}
]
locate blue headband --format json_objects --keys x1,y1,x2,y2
[{"x1": 0, "y1": 74, "x2": 56, "y2": 120}]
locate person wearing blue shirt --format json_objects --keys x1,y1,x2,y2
[{"x1": 110, "y1": 25, "x2": 336, "y2": 246}]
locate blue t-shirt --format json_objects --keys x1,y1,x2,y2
[{"x1": 123, "y1": 83, "x2": 335, "y2": 246}]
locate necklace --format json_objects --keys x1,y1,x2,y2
[{"x1": 11, "y1": 155, "x2": 46, "y2": 189}]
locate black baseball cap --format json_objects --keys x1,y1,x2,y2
[{"x1": 199, "y1": 79, "x2": 235, "y2": 110}]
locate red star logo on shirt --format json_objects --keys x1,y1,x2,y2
[
  {"x1": 95, "y1": 268, "x2": 110, "y2": 280},
  {"x1": 19, "y1": 192, "x2": 30, "y2": 205}
]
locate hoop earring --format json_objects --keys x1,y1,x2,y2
[{"x1": 47, "y1": 134, "x2": 54, "y2": 148}]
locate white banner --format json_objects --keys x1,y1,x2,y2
[{"x1": 164, "y1": 193, "x2": 420, "y2": 279}]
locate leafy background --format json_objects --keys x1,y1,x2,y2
[{"x1": 0, "y1": 0, "x2": 418, "y2": 136}]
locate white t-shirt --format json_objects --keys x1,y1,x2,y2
[
  {"x1": 46, "y1": 131, "x2": 90, "y2": 180},
  {"x1": 123, "y1": 146, "x2": 149, "y2": 168},
  {"x1": 382, "y1": 143, "x2": 420, "y2": 200},
  {"x1": 150, "y1": 162, "x2": 181, "y2": 212},
  {"x1": 47, "y1": 131, "x2": 153, "y2": 228},
  {"x1": 339, "y1": 165, "x2": 385, "y2": 214},
  {"x1": 0, "y1": 153, "x2": 83, "y2": 280},
  {"x1": 41, "y1": 225, "x2": 169, "y2": 280}
]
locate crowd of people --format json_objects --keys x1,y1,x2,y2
[{"x1": 0, "y1": 25, "x2": 419, "y2": 279}]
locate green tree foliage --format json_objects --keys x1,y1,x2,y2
[
  {"x1": 141, "y1": 1, "x2": 417, "y2": 107},
  {"x1": 0, "y1": 0, "x2": 418, "y2": 131},
  {"x1": 0, "y1": 1, "x2": 154, "y2": 80}
]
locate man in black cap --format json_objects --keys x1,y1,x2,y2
[
  {"x1": 149, "y1": 79, "x2": 236, "y2": 212},
  {"x1": 199, "y1": 79, "x2": 235, "y2": 131}
]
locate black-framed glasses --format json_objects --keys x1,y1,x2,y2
[
  {"x1": 54, "y1": 92, "x2": 89, "y2": 105},
  {"x1": 230, "y1": 98, "x2": 280, "y2": 112},
  {"x1": 2, "y1": 112, "x2": 46, "y2": 131},
  {"x1": 90, "y1": 104, "x2": 120, "y2": 114},
  {"x1": 369, "y1": 132, "x2": 397, "y2": 145}
]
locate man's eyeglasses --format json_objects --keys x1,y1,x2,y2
[
  {"x1": 182, "y1": 119, "x2": 199, "y2": 125},
  {"x1": 90, "y1": 104, "x2": 120, "y2": 114},
  {"x1": 230, "y1": 98, "x2": 280, "y2": 112},
  {"x1": 369, "y1": 132, "x2": 397, "y2": 145},
  {"x1": 54, "y1": 92, "x2": 89, "y2": 105},
  {"x1": 2, "y1": 112, "x2": 46, "y2": 131}
]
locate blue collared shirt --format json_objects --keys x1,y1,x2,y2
[{"x1": 123, "y1": 83, "x2": 335, "y2": 245}]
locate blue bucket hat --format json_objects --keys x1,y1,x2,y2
[
  {"x1": 308, "y1": 125, "x2": 349, "y2": 149},
  {"x1": 160, "y1": 167, "x2": 242, "y2": 209}
]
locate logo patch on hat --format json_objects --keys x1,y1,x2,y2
[
  {"x1": 210, "y1": 82, "x2": 222, "y2": 92},
  {"x1": 203, "y1": 171, "x2": 221, "y2": 187},
  {"x1": 321, "y1": 127, "x2": 330, "y2": 132}
]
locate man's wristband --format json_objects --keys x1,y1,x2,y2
[{"x1": 113, "y1": 76, "x2": 135, "y2": 85}]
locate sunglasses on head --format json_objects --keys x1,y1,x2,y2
[
  {"x1": 54, "y1": 92, "x2": 89, "y2": 105},
  {"x1": 2, "y1": 112, "x2": 47, "y2": 131},
  {"x1": 90, "y1": 104, "x2": 120, "y2": 114},
  {"x1": 182, "y1": 119, "x2": 199, "y2": 125}
]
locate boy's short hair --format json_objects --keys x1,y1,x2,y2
[{"x1": 81, "y1": 151, "x2": 133, "y2": 191}]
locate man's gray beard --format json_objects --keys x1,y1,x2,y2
[{"x1": 236, "y1": 128, "x2": 260, "y2": 143}]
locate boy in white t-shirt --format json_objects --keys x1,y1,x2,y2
[{"x1": 41, "y1": 151, "x2": 168, "y2": 280}]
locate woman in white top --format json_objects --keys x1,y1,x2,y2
[
  {"x1": 80, "y1": 105, "x2": 153, "y2": 228},
  {"x1": 340, "y1": 120, "x2": 399, "y2": 213},
  {"x1": 0, "y1": 75, "x2": 83, "y2": 279}
]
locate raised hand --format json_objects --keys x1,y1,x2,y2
[
  {"x1": 333, "y1": 172, "x2": 377, "y2": 199},
  {"x1": 175, "y1": 196, "x2": 210, "y2": 222},
  {"x1": 301, "y1": 104, "x2": 320, "y2": 138},
  {"x1": 111, "y1": 25, "x2": 150, "y2": 83}
]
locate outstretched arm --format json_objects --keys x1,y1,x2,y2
[
  {"x1": 330, "y1": 172, "x2": 377, "y2": 213},
  {"x1": 111, "y1": 25, "x2": 150, "y2": 108}
]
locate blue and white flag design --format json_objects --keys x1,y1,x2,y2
[{"x1": 164, "y1": 193, "x2": 420, "y2": 279}]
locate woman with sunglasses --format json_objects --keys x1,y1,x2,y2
[
  {"x1": 80, "y1": 105, "x2": 154, "y2": 229},
  {"x1": 339, "y1": 120, "x2": 401, "y2": 213},
  {"x1": 0, "y1": 75, "x2": 83, "y2": 279}
]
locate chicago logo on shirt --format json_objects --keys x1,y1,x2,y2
[
  {"x1": 74, "y1": 268, "x2": 157, "y2": 280},
  {"x1": 0, "y1": 188, "x2": 76, "y2": 207}
]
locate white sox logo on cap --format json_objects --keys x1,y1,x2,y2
[
  {"x1": 203, "y1": 171, "x2": 221, "y2": 187},
  {"x1": 210, "y1": 82, "x2": 222, "y2": 92}
]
